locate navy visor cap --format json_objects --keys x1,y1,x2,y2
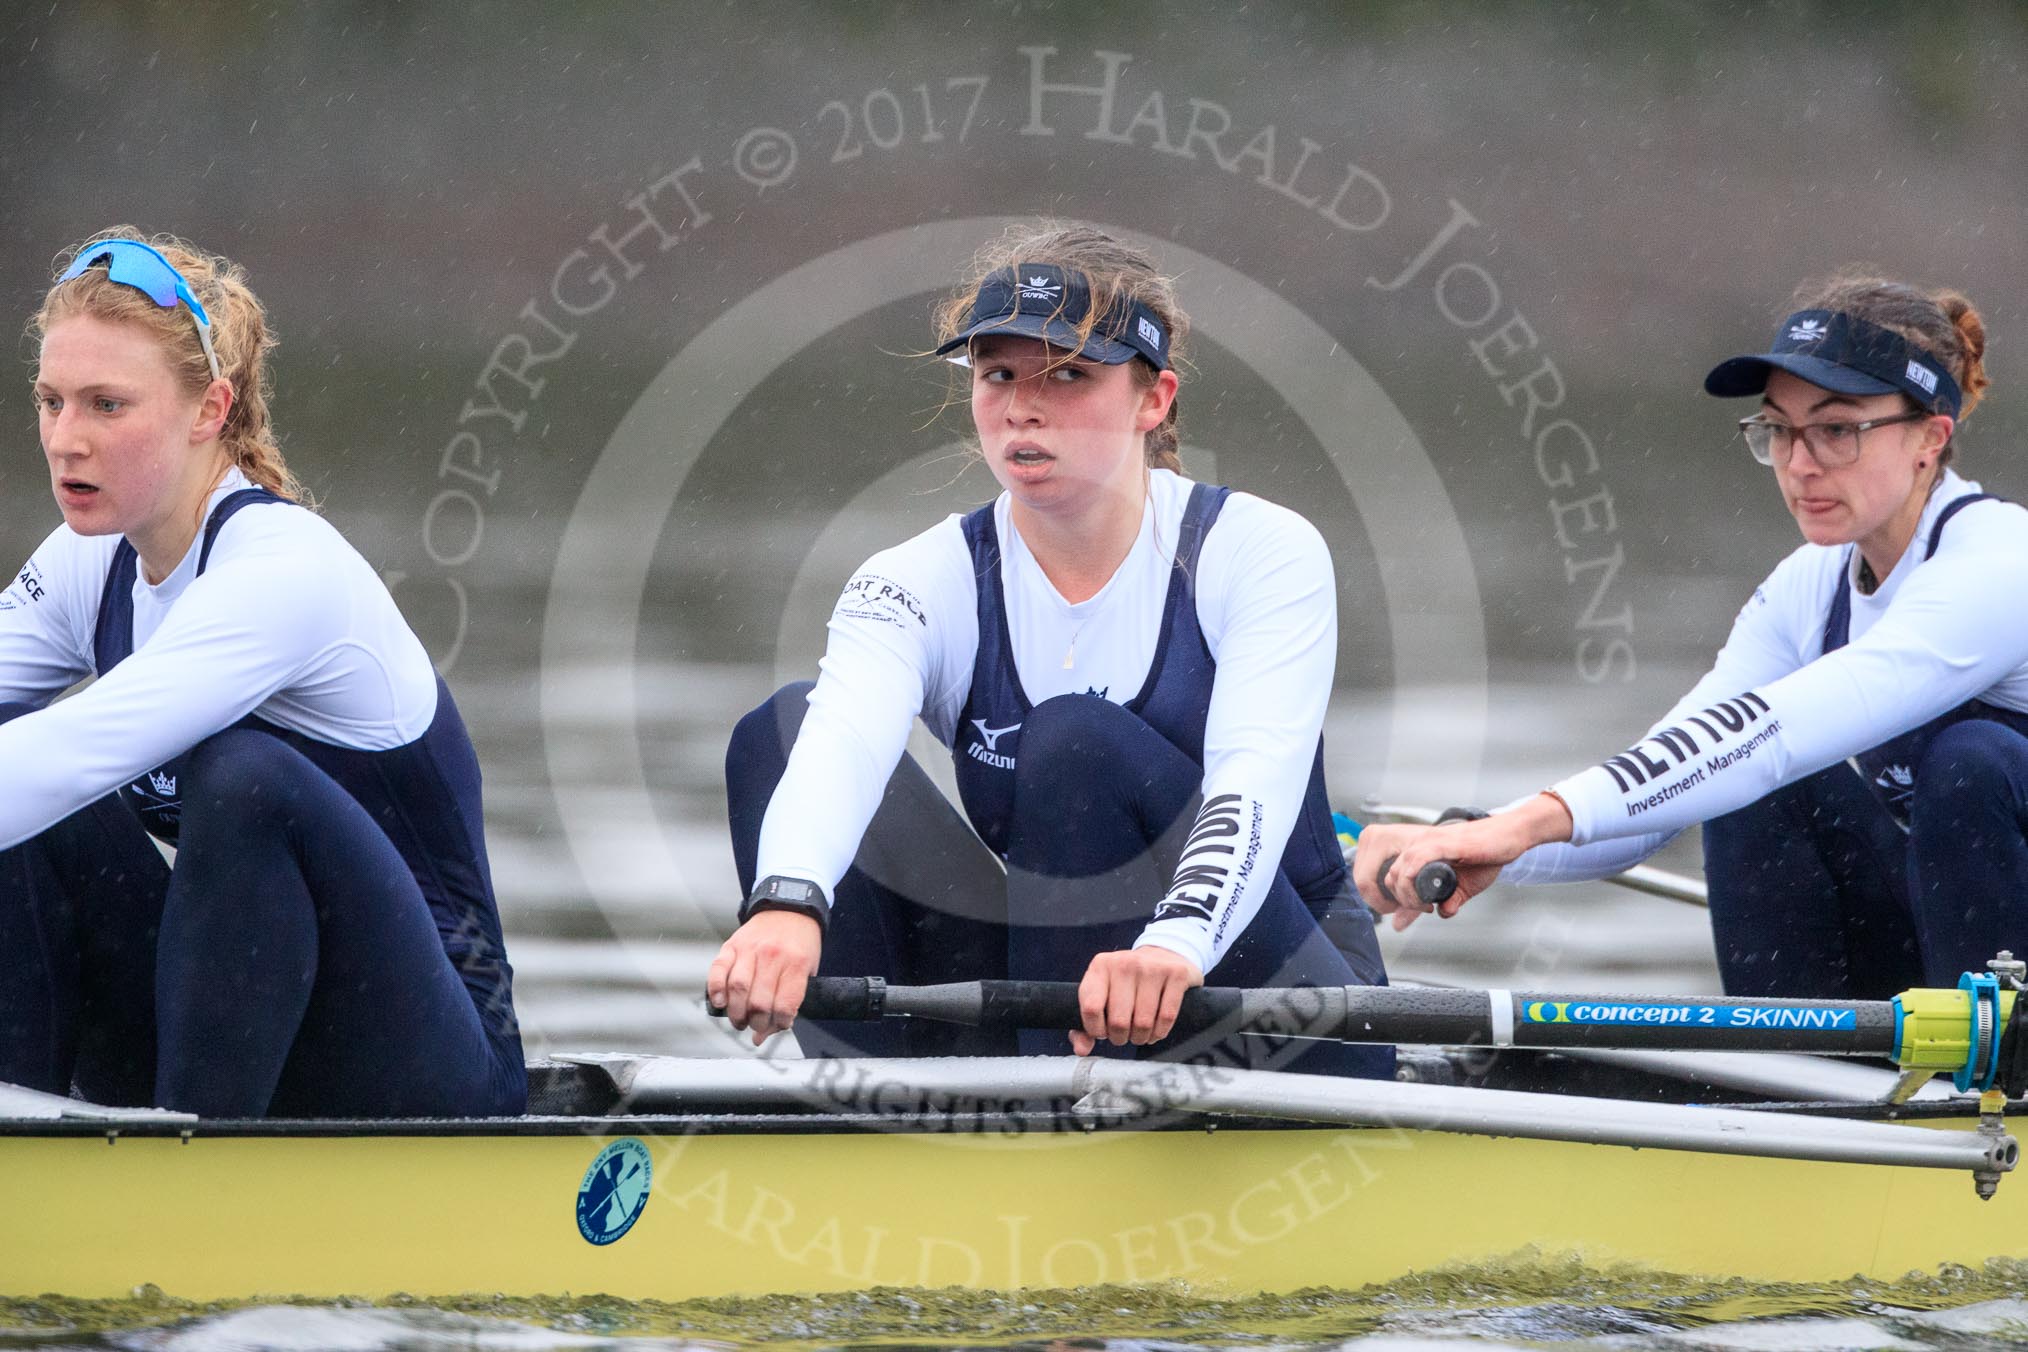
[
  {"x1": 934, "y1": 263, "x2": 1171, "y2": 370},
  {"x1": 1704, "y1": 309, "x2": 1961, "y2": 418}
]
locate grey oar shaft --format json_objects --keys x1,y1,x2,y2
[
  {"x1": 1556, "y1": 1048, "x2": 1958, "y2": 1104},
  {"x1": 610, "y1": 1056, "x2": 2015, "y2": 1176},
  {"x1": 1076, "y1": 1061, "x2": 2014, "y2": 1174},
  {"x1": 1609, "y1": 864, "x2": 1710, "y2": 907}
]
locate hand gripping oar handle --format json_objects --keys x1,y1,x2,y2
[
  {"x1": 1373, "y1": 804, "x2": 1479, "y2": 910},
  {"x1": 1379, "y1": 856, "x2": 1459, "y2": 908},
  {"x1": 795, "y1": 976, "x2": 1257, "y2": 1042}
]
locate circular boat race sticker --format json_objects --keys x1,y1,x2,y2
[{"x1": 576, "y1": 1137, "x2": 652, "y2": 1246}]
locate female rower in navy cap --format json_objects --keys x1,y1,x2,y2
[
  {"x1": 709, "y1": 223, "x2": 1390, "y2": 1075},
  {"x1": 1356, "y1": 275, "x2": 2021, "y2": 999},
  {"x1": 0, "y1": 229, "x2": 523, "y2": 1116}
]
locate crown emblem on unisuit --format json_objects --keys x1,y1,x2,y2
[{"x1": 147, "y1": 769, "x2": 177, "y2": 797}]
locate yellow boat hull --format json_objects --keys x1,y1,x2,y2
[{"x1": 5, "y1": 1115, "x2": 2023, "y2": 1301}]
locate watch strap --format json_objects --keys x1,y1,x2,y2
[{"x1": 739, "y1": 874, "x2": 831, "y2": 931}]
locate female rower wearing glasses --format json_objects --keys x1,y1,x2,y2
[
  {"x1": 707, "y1": 223, "x2": 1389, "y2": 1076},
  {"x1": 1355, "y1": 275, "x2": 2021, "y2": 999},
  {"x1": 0, "y1": 230, "x2": 524, "y2": 1117}
]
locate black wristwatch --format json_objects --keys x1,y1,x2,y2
[{"x1": 740, "y1": 875, "x2": 831, "y2": 931}]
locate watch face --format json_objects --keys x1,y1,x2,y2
[{"x1": 776, "y1": 879, "x2": 814, "y2": 902}]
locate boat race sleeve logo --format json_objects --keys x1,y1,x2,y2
[
  {"x1": 0, "y1": 561, "x2": 46, "y2": 611},
  {"x1": 576, "y1": 1137, "x2": 653, "y2": 1245},
  {"x1": 836, "y1": 573, "x2": 928, "y2": 628}
]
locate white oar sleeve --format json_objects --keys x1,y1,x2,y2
[
  {"x1": 1134, "y1": 497, "x2": 1338, "y2": 974},
  {"x1": 752, "y1": 522, "x2": 976, "y2": 898},
  {"x1": 1549, "y1": 499, "x2": 2028, "y2": 846}
]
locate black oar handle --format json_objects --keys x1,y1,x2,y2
[
  {"x1": 796, "y1": 976, "x2": 1252, "y2": 1041},
  {"x1": 1414, "y1": 804, "x2": 1485, "y2": 908},
  {"x1": 707, "y1": 978, "x2": 1239, "y2": 1034},
  {"x1": 1379, "y1": 855, "x2": 1460, "y2": 909},
  {"x1": 789, "y1": 979, "x2": 1494, "y2": 1047}
]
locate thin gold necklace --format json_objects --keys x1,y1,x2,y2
[{"x1": 1064, "y1": 614, "x2": 1089, "y2": 669}]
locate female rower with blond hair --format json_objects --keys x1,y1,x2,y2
[
  {"x1": 0, "y1": 229, "x2": 524, "y2": 1116},
  {"x1": 708, "y1": 223, "x2": 1390, "y2": 1075},
  {"x1": 1357, "y1": 274, "x2": 2022, "y2": 999}
]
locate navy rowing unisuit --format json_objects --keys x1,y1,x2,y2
[
  {"x1": 0, "y1": 473, "x2": 524, "y2": 1116},
  {"x1": 1701, "y1": 491, "x2": 2028, "y2": 996}
]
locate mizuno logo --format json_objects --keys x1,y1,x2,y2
[
  {"x1": 970, "y1": 719, "x2": 1021, "y2": 751},
  {"x1": 1786, "y1": 318, "x2": 1827, "y2": 344}
]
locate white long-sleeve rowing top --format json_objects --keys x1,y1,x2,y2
[
  {"x1": 1508, "y1": 469, "x2": 2028, "y2": 882},
  {"x1": 0, "y1": 471, "x2": 440, "y2": 851},
  {"x1": 755, "y1": 469, "x2": 1341, "y2": 973}
]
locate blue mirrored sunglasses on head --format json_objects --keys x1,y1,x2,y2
[{"x1": 57, "y1": 239, "x2": 221, "y2": 381}]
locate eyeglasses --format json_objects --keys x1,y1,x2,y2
[
  {"x1": 1737, "y1": 410, "x2": 1930, "y2": 468},
  {"x1": 57, "y1": 239, "x2": 221, "y2": 381}
]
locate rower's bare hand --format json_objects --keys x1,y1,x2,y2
[
  {"x1": 1352, "y1": 823, "x2": 1420, "y2": 918},
  {"x1": 1072, "y1": 946, "x2": 1203, "y2": 1054},
  {"x1": 1354, "y1": 821, "x2": 1506, "y2": 930},
  {"x1": 1355, "y1": 797, "x2": 1573, "y2": 930},
  {"x1": 707, "y1": 910, "x2": 822, "y2": 1046}
]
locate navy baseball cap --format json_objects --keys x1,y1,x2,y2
[
  {"x1": 1704, "y1": 309, "x2": 1961, "y2": 417},
  {"x1": 934, "y1": 263, "x2": 1171, "y2": 370}
]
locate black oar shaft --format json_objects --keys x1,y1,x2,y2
[{"x1": 794, "y1": 977, "x2": 1900, "y2": 1057}]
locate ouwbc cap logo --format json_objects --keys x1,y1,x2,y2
[
  {"x1": 1703, "y1": 308, "x2": 1962, "y2": 417},
  {"x1": 933, "y1": 262, "x2": 1171, "y2": 370},
  {"x1": 1785, "y1": 317, "x2": 1827, "y2": 344}
]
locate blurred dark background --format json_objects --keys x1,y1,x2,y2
[{"x1": 4, "y1": 1, "x2": 2022, "y2": 1020}]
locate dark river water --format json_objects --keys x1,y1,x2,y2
[{"x1": 9, "y1": 1271, "x2": 2028, "y2": 1349}]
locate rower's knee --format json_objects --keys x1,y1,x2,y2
[
  {"x1": 727, "y1": 682, "x2": 815, "y2": 780},
  {"x1": 1912, "y1": 721, "x2": 2028, "y2": 829},
  {"x1": 725, "y1": 683, "x2": 818, "y2": 890},
  {"x1": 178, "y1": 729, "x2": 304, "y2": 833},
  {"x1": 1007, "y1": 696, "x2": 1186, "y2": 876},
  {"x1": 1015, "y1": 693, "x2": 1140, "y2": 780}
]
